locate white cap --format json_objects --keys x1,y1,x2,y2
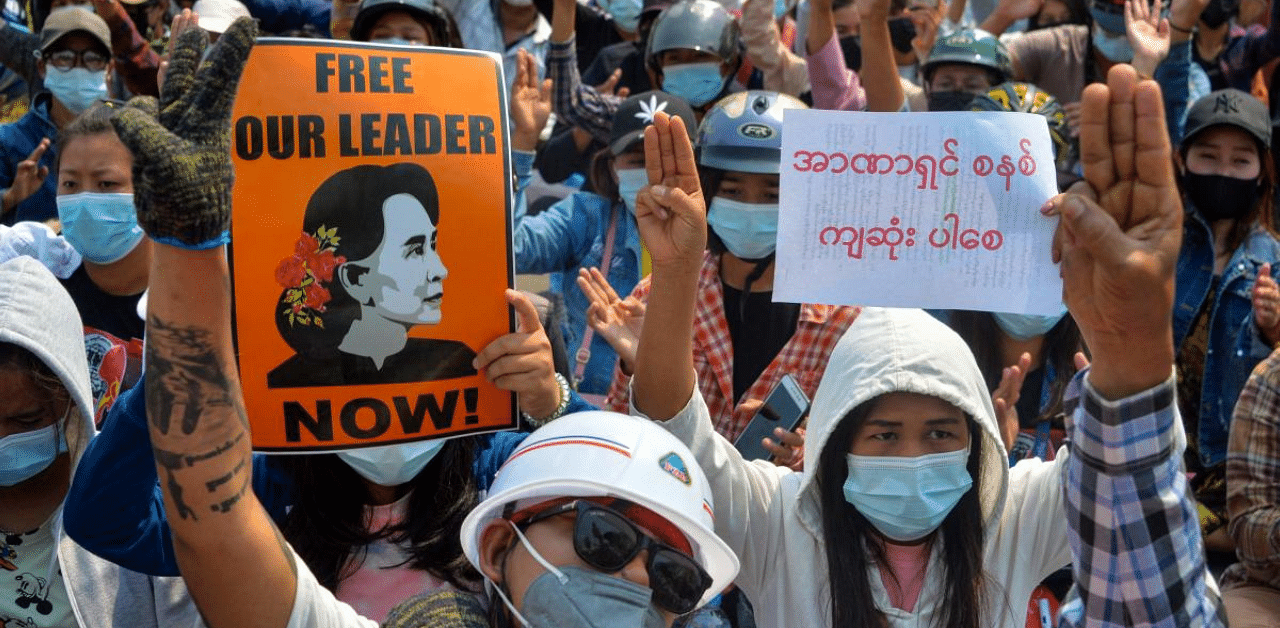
[
  {"x1": 460, "y1": 412, "x2": 739, "y2": 608},
  {"x1": 192, "y1": 0, "x2": 251, "y2": 33}
]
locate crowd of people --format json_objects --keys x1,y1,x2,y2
[{"x1": 0, "y1": 0, "x2": 1276, "y2": 626}]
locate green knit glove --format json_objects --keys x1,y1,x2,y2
[{"x1": 111, "y1": 18, "x2": 258, "y2": 249}]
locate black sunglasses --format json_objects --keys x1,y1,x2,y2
[{"x1": 517, "y1": 500, "x2": 713, "y2": 615}]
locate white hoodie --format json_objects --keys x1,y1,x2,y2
[
  {"x1": 0, "y1": 257, "x2": 195, "y2": 628},
  {"x1": 643, "y1": 307, "x2": 1074, "y2": 628}
]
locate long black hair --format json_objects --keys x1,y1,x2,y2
[
  {"x1": 948, "y1": 311, "x2": 1081, "y2": 424},
  {"x1": 816, "y1": 397, "x2": 987, "y2": 628},
  {"x1": 279, "y1": 436, "x2": 481, "y2": 592}
]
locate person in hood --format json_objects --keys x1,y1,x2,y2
[
  {"x1": 0, "y1": 256, "x2": 202, "y2": 628},
  {"x1": 625, "y1": 66, "x2": 1224, "y2": 628},
  {"x1": 1172, "y1": 87, "x2": 1280, "y2": 572}
]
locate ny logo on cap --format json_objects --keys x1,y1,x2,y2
[
  {"x1": 636, "y1": 95, "x2": 669, "y2": 125},
  {"x1": 1214, "y1": 92, "x2": 1240, "y2": 114}
]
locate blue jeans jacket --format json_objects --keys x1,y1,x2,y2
[
  {"x1": 1174, "y1": 208, "x2": 1280, "y2": 467},
  {"x1": 512, "y1": 150, "x2": 641, "y2": 395}
]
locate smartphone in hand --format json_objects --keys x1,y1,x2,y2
[{"x1": 734, "y1": 374, "x2": 810, "y2": 462}]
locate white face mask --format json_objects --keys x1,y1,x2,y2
[
  {"x1": 336, "y1": 438, "x2": 446, "y2": 486},
  {"x1": 614, "y1": 167, "x2": 647, "y2": 214}
]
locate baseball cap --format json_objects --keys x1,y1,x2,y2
[
  {"x1": 609, "y1": 90, "x2": 697, "y2": 155},
  {"x1": 1182, "y1": 88, "x2": 1271, "y2": 151},
  {"x1": 192, "y1": 0, "x2": 252, "y2": 34},
  {"x1": 40, "y1": 7, "x2": 111, "y2": 54}
]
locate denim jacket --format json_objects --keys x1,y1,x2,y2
[
  {"x1": 1174, "y1": 205, "x2": 1280, "y2": 467},
  {"x1": 511, "y1": 150, "x2": 641, "y2": 395},
  {"x1": 0, "y1": 92, "x2": 57, "y2": 225}
]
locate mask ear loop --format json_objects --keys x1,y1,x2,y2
[{"x1": 485, "y1": 519, "x2": 571, "y2": 628}]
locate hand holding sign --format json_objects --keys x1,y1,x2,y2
[
  {"x1": 1045, "y1": 64, "x2": 1181, "y2": 400},
  {"x1": 472, "y1": 290, "x2": 559, "y2": 420},
  {"x1": 637, "y1": 112, "x2": 707, "y2": 273}
]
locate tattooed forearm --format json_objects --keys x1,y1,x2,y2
[
  {"x1": 206, "y1": 458, "x2": 247, "y2": 493},
  {"x1": 145, "y1": 315, "x2": 238, "y2": 435},
  {"x1": 152, "y1": 432, "x2": 248, "y2": 470},
  {"x1": 165, "y1": 469, "x2": 198, "y2": 521},
  {"x1": 211, "y1": 471, "x2": 251, "y2": 514}
]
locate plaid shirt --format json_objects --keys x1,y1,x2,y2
[
  {"x1": 605, "y1": 252, "x2": 858, "y2": 440},
  {"x1": 1058, "y1": 370, "x2": 1226, "y2": 628},
  {"x1": 1221, "y1": 348, "x2": 1280, "y2": 592},
  {"x1": 548, "y1": 35, "x2": 621, "y2": 145}
]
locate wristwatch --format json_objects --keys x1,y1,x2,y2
[{"x1": 523, "y1": 373, "x2": 571, "y2": 428}]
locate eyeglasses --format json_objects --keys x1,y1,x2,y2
[
  {"x1": 516, "y1": 500, "x2": 713, "y2": 615},
  {"x1": 44, "y1": 49, "x2": 109, "y2": 72}
]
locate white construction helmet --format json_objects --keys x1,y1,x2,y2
[{"x1": 460, "y1": 411, "x2": 739, "y2": 607}]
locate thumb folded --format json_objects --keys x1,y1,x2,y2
[{"x1": 1061, "y1": 194, "x2": 1126, "y2": 266}]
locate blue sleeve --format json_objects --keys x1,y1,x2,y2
[
  {"x1": 565, "y1": 388, "x2": 596, "y2": 413},
  {"x1": 472, "y1": 431, "x2": 528, "y2": 492},
  {"x1": 64, "y1": 377, "x2": 294, "y2": 576},
  {"x1": 512, "y1": 156, "x2": 593, "y2": 275},
  {"x1": 239, "y1": 0, "x2": 332, "y2": 36},
  {"x1": 1155, "y1": 39, "x2": 1192, "y2": 147}
]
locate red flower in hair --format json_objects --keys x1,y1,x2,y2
[{"x1": 278, "y1": 225, "x2": 344, "y2": 328}]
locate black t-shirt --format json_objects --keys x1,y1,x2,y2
[
  {"x1": 722, "y1": 283, "x2": 800, "y2": 402},
  {"x1": 60, "y1": 264, "x2": 145, "y2": 342}
]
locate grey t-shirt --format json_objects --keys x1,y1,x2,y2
[{"x1": 1006, "y1": 24, "x2": 1091, "y2": 105}]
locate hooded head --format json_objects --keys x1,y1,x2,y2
[
  {"x1": 0, "y1": 257, "x2": 95, "y2": 493},
  {"x1": 796, "y1": 308, "x2": 1006, "y2": 628},
  {"x1": 795, "y1": 307, "x2": 1008, "y2": 539}
]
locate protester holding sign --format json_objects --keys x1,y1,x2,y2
[
  {"x1": 626, "y1": 65, "x2": 1223, "y2": 628},
  {"x1": 1172, "y1": 87, "x2": 1280, "y2": 571},
  {"x1": 59, "y1": 21, "x2": 600, "y2": 625},
  {"x1": 604, "y1": 90, "x2": 859, "y2": 457}
]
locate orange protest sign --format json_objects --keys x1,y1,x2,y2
[{"x1": 230, "y1": 40, "x2": 516, "y2": 451}]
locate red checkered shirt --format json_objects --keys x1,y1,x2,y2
[{"x1": 606, "y1": 252, "x2": 859, "y2": 441}]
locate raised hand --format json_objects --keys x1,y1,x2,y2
[
  {"x1": 577, "y1": 267, "x2": 645, "y2": 368},
  {"x1": 2, "y1": 139, "x2": 49, "y2": 214},
  {"x1": 992, "y1": 352, "x2": 1031, "y2": 451},
  {"x1": 763, "y1": 426, "x2": 806, "y2": 471},
  {"x1": 473, "y1": 289, "x2": 560, "y2": 419},
  {"x1": 594, "y1": 68, "x2": 630, "y2": 100},
  {"x1": 158, "y1": 8, "x2": 201, "y2": 93},
  {"x1": 636, "y1": 112, "x2": 706, "y2": 271},
  {"x1": 510, "y1": 48, "x2": 553, "y2": 151},
  {"x1": 111, "y1": 18, "x2": 257, "y2": 249},
  {"x1": 1253, "y1": 263, "x2": 1280, "y2": 345},
  {"x1": 1045, "y1": 64, "x2": 1182, "y2": 399},
  {"x1": 1126, "y1": 0, "x2": 1170, "y2": 78}
]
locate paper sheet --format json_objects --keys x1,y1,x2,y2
[{"x1": 775, "y1": 110, "x2": 1063, "y2": 315}]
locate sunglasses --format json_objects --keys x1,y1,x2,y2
[{"x1": 516, "y1": 500, "x2": 713, "y2": 615}]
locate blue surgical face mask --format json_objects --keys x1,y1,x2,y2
[
  {"x1": 707, "y1": 196, "x2": 779, "y2": 260},
  {"x1": 494, "y1": 522, "x2": 666, "y2": 628},
  {"x1": 0, "y1": 422, "x2": 69, "y2": 487},
  {"x1": 1091, "y1": 27, "x2": 1133, "y2": 63},
  {"x1": 57, "y1": 192, "x2": 145, "y2": 264},
  {"x1": 992, "y1": 304, "x2": 1067, "y2": 341},
  {"x1": 661, "y1": 62, "x2": 728, "y2": 108},
  {"x1": 842, "y1": 447, "x2": 973, "y2": 542},
  {"x1": 598, "y1": 0, "x2": 643, "y2": 32},
  {"x1": 614, "y1": 167, "x2": 647, "y2": 214},
  {"x1": 774, "y1": 0, "x2": 792, "y2": 18},
  {"x1": 371, "y1": 37, "x2": 415, "y2": 46},
  {"x1": 44, "y1": 66, "x2": 107, "y2": 115},
  {"x1": 336, "y1": 438, "x2": 446, "y2": 486}
]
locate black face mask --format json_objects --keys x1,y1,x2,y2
[
  {"x1": 1199, "y1": 0, "x2": 1238, "y2": 28},
  {"x1": 927, "y1": 90, "x2": 978, "y2": 111},
  {"x1": 839, "y1": 34, "x2": 862, "y2": 71},
  {"x1": 888, "y1": 17, "x2": 917, "y2": 54},
  {"x1": 1184, "y1": 171, "x2": 1259, "y2": 221}
]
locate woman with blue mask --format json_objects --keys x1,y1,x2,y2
[
  {"x1": 629, "y1": 68, "x2": 1224, "y2": 628},
  {"x1": 511, "y1": 45, "x2": 698, "y2": 398},
  {"x1": 602, "y1": 91, "x2": 859, "y2": 456}
]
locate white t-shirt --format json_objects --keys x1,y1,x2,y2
[{"x1": 0, "y1": 522, "x2": 72, "y2": 628}]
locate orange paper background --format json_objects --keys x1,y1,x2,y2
[{"x1": 230, "y1": 40, "x2": 515, "y2": 451}]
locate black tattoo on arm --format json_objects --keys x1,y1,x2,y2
[{"x1": 145, "y1": 315, "x2": 239, "y2": 435}]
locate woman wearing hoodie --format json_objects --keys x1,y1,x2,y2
[
  {"x1": 625, "y1": 65, "x2": 1224, "y2": 628},
  {"x1": 0, "y1": 256, "x2": 197, "y2": 628}
]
